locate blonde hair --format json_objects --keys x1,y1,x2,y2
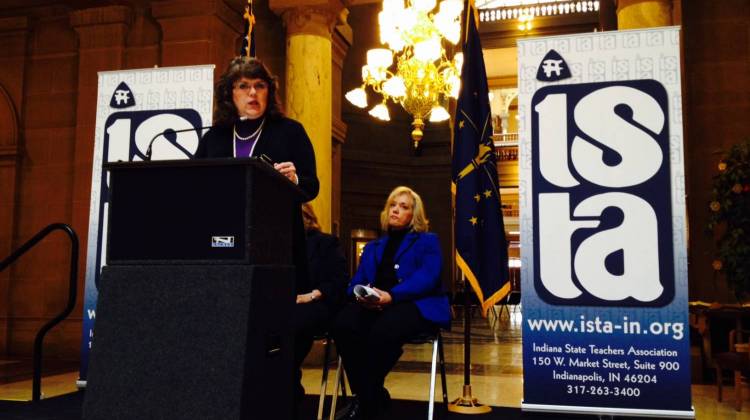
[
  {"x1": 301, "y1": 203, "x2": 321, "y2": 232},
  {"x1": 379, "y1": 186, "x2": 429, "y2": 232}
]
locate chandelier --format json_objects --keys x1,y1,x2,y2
[{"x1": 345, "y1": 0, "x2": 464, "y2": 148}]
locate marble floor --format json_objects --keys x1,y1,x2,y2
[
  {"x1": 300, "y1": 310, "x2": 750, "y2": 419},
  {"x1": 0, "y1": 371, "x2": 79, "y2": 402},
  {"x1": 1, "y1": 310, "x2": 749, "y2": 419}
]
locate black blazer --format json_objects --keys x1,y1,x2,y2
[
  {"x1": 195, "y1": 116, "x2": 319, "y2": 293},
  {"x1": 195, "y1": 116, "x2": 319, "y2": 202},
  {"x1": 306, "y1": 230, "x2": 348, "y2": 308}
]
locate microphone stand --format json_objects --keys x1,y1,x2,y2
[{"x1": 145, "y1": 126, "x2": 211, "y2": 161}]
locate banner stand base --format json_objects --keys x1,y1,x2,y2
[
  {"x1": 521, "y1": 402, "x2": 695, "y2": 419},
  {"x1": 447, "y1": 385, "x2": 492, "y2": 414}
]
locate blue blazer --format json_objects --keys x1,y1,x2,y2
[{"x1": 347, "y1": 232, "x2": 450, "y2": 329}]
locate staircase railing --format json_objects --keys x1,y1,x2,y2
[{"x1": 0, "y1": 223, "x2": 79, "y2": 402}]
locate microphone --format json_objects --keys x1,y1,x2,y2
[{"x1": 144, "y1": 125, "x2": 213, "y2": 161}]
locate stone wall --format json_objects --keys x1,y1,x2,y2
[
  {"x1": 682, "y1": 0, "x2": 750, "y2": 301},
  {"x1": 0, "y1": 0, "x2": 279, "y2": 359}
]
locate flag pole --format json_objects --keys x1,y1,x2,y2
[
  {"x1": 447, "y1": 271, "x2": 491, "y2": 414},
  {"x1": 448, "y1": 0, "x2": 492, "y2": 413},
  {"x1": 241, "y1": 0, "x2": 256, "y2": 58}
]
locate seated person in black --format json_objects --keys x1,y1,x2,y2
[
  {"x1": 332, "y1": 186, "x2": 450, "y2": 420},
  {"x1": 294, "y1": 203, "x2": 348, "y2": 410}
]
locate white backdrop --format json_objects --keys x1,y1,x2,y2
[
  {"x1": 518, "y1": 27, "x2": 693, "y2": 417},
  {"x1": 79, "y1": 65, "x2": 214, "y2": 384}
]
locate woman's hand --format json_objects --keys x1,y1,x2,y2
[
  {"x1": 372, "y1": 287, "x2": 392, "y2": 306},
  {"x1": 296, "y1": 289, "x2": 322, "y2": 304},
  {"x1": 355, "y1": 295, "x2": 379, "y2": 310},
  {"x1": 274, "y1": 161, "x2": 298, "y2": 184},
  {"x1": 356, "y1": 287, "x2": 392, "y2": 310}
]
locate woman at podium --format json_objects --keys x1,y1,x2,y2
[
  {"x1": 194, "y1": 56, "x2": 318, "y2": 199},
  {"x1": 195, "y1": 56, "x2": 319, "y2": 292},
  {"x1": 332, "y1": 186, "x2": 450, "y2": 420}
]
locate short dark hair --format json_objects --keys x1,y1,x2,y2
[{"x1": 213, "y1": 56, "x2": 284, "y2": 126}]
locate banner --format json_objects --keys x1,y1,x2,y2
[
  {"x1": 78, "y1": 65, "x2": 214, "y2": 385},
  {"x1": 518, "y1": 27, "x2": 693, "y2": 417}
]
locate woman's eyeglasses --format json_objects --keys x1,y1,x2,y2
[{"x1": 234, "y1": 81, "x2": 268, "y2": 93}]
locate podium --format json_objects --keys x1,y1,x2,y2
[{"x1": 83, "y1": 158, "x2": 304, "y2": 420}]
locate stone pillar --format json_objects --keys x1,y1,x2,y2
[
  {"x1": 489, "y1": 88, "x2": 518, "y2": 135},
  {"x1": 152, "y1": 0, "x2": 244, "y2": 68},
  {"x1": 616, "y1": 0, "x2": 672, "y2": 30},
  {"x1": 331, "y1": 20, "x2": 352, "y2": 237},
  {"x1": 0, "y1": 16, "x2": 27, "y2": 356},
  {"x1": 271, "y1": 0, "x2": 346, "y2": 233},
  {"x1": 69, "y1": 6, "x2": 132, "y2": 280}
]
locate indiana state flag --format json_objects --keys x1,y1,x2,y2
[{"x1": 451, "y1": 2, "x2": 509, "y2": 315}]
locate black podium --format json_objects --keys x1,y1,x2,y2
[{"x1": 83, "y1": 158, "x2": 303, "y2": 420}]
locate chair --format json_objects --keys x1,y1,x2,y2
[
  {"x1": 496, "y1": 270, "x2": 521, "y2": 326},
  {"x1": 315, "y1": 334, "x2": 348, "y2": 420},
  {"x1": 328, "y1": 330, "x2": 448, "y2": 420},
  {"x1": 406, "y1": 330, "x2": 449, "y2": 420},
  {"x1": 715, "y1": 328, "x2": 750, "y2": 411},
  {"x1": 498, "y1": 291, "x2": 521, "y2": 320}
]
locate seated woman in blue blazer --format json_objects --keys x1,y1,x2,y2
[{"x1": 332, "y1": 186, "x2": 450, "y2": 420}]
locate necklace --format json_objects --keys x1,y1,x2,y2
[
  {"x1": 233, "y1": 118, "x2": 265, "y2": 159},
  {"x1": 233, "y1": 118, "x2": 264, "y2": 141}
]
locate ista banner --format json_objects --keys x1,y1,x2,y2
[
  {"x1": 518, "y1": 27, "x2": 693, "y2": 418},
  {"x1": 79, "y1": 65, "x2": 214, "y2": 385}
]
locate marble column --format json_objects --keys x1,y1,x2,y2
[
  {"x1": 271, "y1": 0, "x2": 346, "y2": 233},
  {"x1": 489, "y1": 87, "x2": 518, "y2": 134},
  {"x1": 331, "y1": 20, "x2": 352, "y2": 237},
  {"x1": 616, "y1": 0, "x2": 672, "y2": 30}
]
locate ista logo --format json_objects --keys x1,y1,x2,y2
[
  {"x1": 531, "y1": 80, "x2": 674, "y2": 307},
  {"x1": 103, "y1": 109, "x2": 202, "y2": 161},
  {"x1": 110, "y1": 82, "x2": 136, "y2": 109}
]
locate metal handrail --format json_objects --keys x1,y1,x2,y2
[{"x1": 0, "y1": 223, "x2": 79, "y2": 402}]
